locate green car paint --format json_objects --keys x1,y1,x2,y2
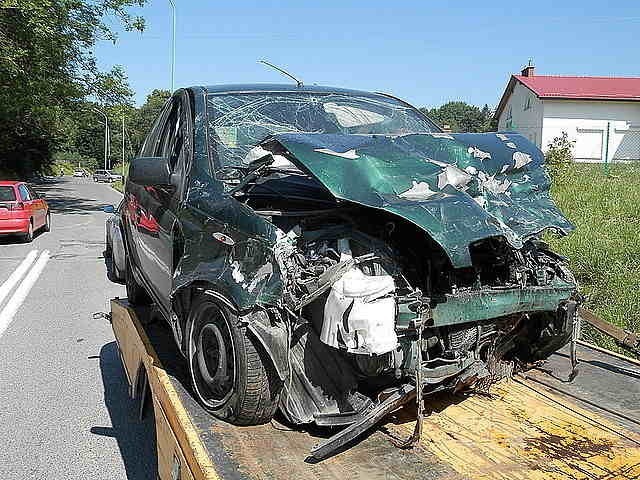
[{"x1": 271, "y1": 132, "x2": 574, "y2": 268}]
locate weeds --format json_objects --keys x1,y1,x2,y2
[{"x1": 546, "y1": 163, "x2": 640, "y2": 355}]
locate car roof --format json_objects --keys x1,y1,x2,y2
[
  {"x1": 190, "y1": 83, "x2": 397, "y2": 99},
  {"x1": 0, "y1": 181, "x2": 22, "y2": 186}
]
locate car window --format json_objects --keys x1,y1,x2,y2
[
  {"x1": 206, "y1": 91, "x2": 438, "y2": 169},
  {"x1": 27, "y1": 186, "x2": 39, "y2": 199},
  {"x1": 140, "y1": 98, "x2": 173, "y2": 158},
  {"x1": 0, "y1": 186, "x2": 16, "y2": 201},
  {"x1": 160, "y1": 101, "x2": 184, "y2": 171},
  {"x1": 18, "y1": 184, "x2": 31, "y2": 201}
]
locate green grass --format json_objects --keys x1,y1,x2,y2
[
  {"x1": 111, "y1": 180, "x2": 124, "y2": 193},
  {"x1": 546, "y1": 163, "x2": 640, "y2": 355},
  {"x1": 111, "y1": 163, "x2": 128, "y2": 193}
]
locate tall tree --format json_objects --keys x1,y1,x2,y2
[
  {"x1": 421, "y1": 102, "x2": 495, "y2": 133},
  {"x1": 128, "y1": 89, "x2": 171, "y2": 154},
  {"x1": 0, "y1": 0, "x2": 146, "y2": 176}
]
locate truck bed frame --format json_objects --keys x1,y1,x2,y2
[{"x1": 109, "y1": 298, "x2": 640, "y2": 480}]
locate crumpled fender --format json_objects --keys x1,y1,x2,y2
[{"x1": 170, "y1": 167, "x2": 285, "y2": 314}]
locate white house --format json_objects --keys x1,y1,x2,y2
[{"x1": 495, "y1": 66, "x2": 640, "y2": 162}]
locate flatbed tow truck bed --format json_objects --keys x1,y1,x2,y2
[{"x1": 109, "y1": 299, "x2": 640, "y2": 480}]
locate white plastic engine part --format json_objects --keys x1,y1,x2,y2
[{"x1": 321, "y1": 267, "x2": 398, "y2": 355}]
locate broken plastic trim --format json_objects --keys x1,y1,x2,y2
[{"x1": 309, "y1": 383, "x2": 415, "y2": 460}]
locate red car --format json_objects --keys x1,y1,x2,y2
[{"x1": 0, "y1": 181, "x2": 50, "y2": 242}]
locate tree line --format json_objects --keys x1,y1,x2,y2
[
  {"x1": 420, "y1": 102, "x2": 497, "y2": 133},
  {"x1": 1, "y1": 1, "x2": 497, "y2": 178},
  {"x1": 0, "y1": 0, "x2": 151, "y2": 177}
]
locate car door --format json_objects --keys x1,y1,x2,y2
[
  {"x1": 26, "y1": 185, "x2": 46, "y2": 227},
  {"x1": 128, "y1": 92, "x2": 189, "y2": 309},
  {"x1": 17, "y1": 184, "x2": 40, "y2": 228}
]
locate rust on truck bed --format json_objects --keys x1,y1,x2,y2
[{"x1": 110, "y1": 299, "x2": 640, "y2": 480}]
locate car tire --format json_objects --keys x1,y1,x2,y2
[
  {"x1": 43, "y1": 211, "x2": 51, "y2": 232},
  {"x1": 125, "y1": 256, "x2": 150, "y2": 305},
  {"x1": 187, "y1": 295, "x2": 281, "y2": 426},
  {"x1": 22, "y1": 220, "x2": 34, "y2": 243},
  {"x1": 105, "y1": 230, "x2": 112, "y2": 257},
  {"x1": 113, "y1": 260, "x2": 124, "y2": 282}
]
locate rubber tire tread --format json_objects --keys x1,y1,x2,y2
[{"x1": 189, "y1": 295, "x2": 281, "y2": 426}]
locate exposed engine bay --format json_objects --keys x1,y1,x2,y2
[{"x1": 224, "y1": 137, "x2": 578, "y2": 456}]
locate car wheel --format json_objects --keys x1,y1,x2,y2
[
  {"x1": 187, "y1": 295, "x2": 281, "y2": 425},
  {"x1": 23, "y1": 221, "x2": 34, "y2": 243},
  {"x1": 43, "y1": 211, "x2": 51, "y2": 232},
  {"x1": 113, "y1": 260, "x2": 124, "y2": 282},
  {"x1": 105, "y1": 229, "x2": 112, "y2": 257},
  {"x1": 125, "y1": 256, "x2": 150, "y2": 305}
]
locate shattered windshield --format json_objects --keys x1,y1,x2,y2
[{"x1": 206, "y1": 91, "x2": 437, "y2": 170}]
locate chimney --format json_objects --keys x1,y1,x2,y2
[{"x1": 521, "y1": 61, "x2": 535, "y2": 77}]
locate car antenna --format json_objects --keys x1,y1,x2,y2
[{"x1": 258, "y1": 60, "x2": 303, "y2": 88}]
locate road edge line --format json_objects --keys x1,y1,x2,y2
[
  {"x1": 0, "y1": 250, "x2": 50, "y2": 338},
  {"x1": 0, "y1": 250, "x2": 38, "y2": 309}
]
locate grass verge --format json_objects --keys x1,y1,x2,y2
[
  {"x1": 111, "y1": 180, "x2": 124, "y2": 193},
  {"x1": 547, "y1": 163, "x2": 640, "y2": 355}
]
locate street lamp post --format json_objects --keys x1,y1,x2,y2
[
  {"x1": 92, "y1": 107, "x2": 109, "y2": 170},
  {"x1": 168, "y1": 0, "x2": 176, "y2": 92},
  {"x1": 122, "y1": 114, "x2": 127, "y2": 178}
]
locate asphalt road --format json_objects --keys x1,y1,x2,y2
[{"x1": 0, "y1": 177, "x2": 156, "y2": 480}]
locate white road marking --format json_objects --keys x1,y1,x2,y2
[
  {"x1": 0, "y1": 250, "x2": 38, "y2": 309},
  {"x1": 0, "y1": 250, "x2": 50, "y2": 338}
]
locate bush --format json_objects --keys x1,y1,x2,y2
[
  {"x1": 52, "y1": 151, "x2": 98, "y2": 173},
  {"x1": 545, "y1": 132, "x2": 575, "y2": 176}
]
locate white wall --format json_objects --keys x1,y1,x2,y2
[
  {"x1": 541, "y1": 100, "x2": 640, "y2": 162},
  {"x1": 497, "y1": 82, "x2": 543, "y2": 147}
]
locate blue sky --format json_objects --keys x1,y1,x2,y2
[{"x1": 95, "y1": 0, "x2": 640, "y2": 108}]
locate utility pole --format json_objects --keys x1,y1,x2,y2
[
  {"x1": 92, "y1": 107, "x2": 109, "y2": 170},
  {"x1": 168, "y1": 0, "x2": 176, "y2": 92}
]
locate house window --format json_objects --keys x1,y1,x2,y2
[{"x1": 523, "y1": 97, "x2": 531, "y2": 111}]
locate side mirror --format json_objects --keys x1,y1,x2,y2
[
  {"x1": 103, "y1": 204, "x2": 115, "y2": 214},
  {"x1": 129, "y1": 157, "x2": 172, "y2": 187}
]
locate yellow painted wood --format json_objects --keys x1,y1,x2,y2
[
  {"x1": 110, "y1": 300, "x2": 220, "y2": 480},
  {"x1": 155, "y1": 397, "x2": 196, "y2": 480},
  {"x1": 390, "y1": 379, "x2": 640, "y2": 480}
]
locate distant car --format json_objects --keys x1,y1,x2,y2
[
  {"x1": 0, "y1": 180, "x2": 50, "y2": 242},
  {"x1": 73, "y1": 170, "x2": 87, "y2": 177},
  {"x1": 93, "y1": 170, "x2": 122, "y2": 182},
  {"x1": 105, "y1": 201, "x2": 125, "y2": 281}
]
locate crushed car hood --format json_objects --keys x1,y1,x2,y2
[{"x1": 269, "y1": 132, "x2": 574, "y2": 268}]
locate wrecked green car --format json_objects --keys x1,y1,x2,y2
[{"x1": 123, "y1": 84, "x2": 577, "y2": 457}]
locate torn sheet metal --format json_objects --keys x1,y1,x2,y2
[
  {"x1": 268, "y1": 132, "x2": 574, "y2": 268},
  {"x1": 431, "y1": 285, "x2": 575, "y2": 327}
]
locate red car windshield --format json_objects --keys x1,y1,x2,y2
[{"x1": 0, "y1": 186, "x2": 16, "y2": 201}]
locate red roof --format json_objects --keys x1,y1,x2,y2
[
  {"x1": 495, "y1": 74, "x2": 640, "y2": 120},
  {"x1": 516, "y1": 75, "x2": 640, "y2": 101}
]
